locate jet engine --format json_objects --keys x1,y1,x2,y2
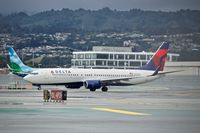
[{"x1": 85, "y1": 80, "x2": 102, "y2": 91}]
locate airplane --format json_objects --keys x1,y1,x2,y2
[{"x1": 8, "y1": 42, "x2": 170, "y2": 92}]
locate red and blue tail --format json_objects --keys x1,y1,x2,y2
[{"x1": 141, "y1": 42, "x2": 169, "y2": 72}]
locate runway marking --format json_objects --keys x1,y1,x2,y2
[{"x1": 92, "y1": 108, "x2": 150, "y2": 116}]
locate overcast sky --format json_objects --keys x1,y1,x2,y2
[{"x1": 0, "y1": 0, "x2": 200, "y2": 14}]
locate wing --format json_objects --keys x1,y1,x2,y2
[{"x1": 99, "y1": 77, "x2": 133, "y2": 86}]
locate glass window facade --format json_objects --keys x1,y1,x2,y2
[
  {"x1": 72, "y1": 52, "x2": 179, "y2": 69},
  {"x1": 129, "y1": 54, "x2": 135, "y2": 59},
  {"x1": 140, "y1": 54, "x2": 146, "y2": 60},
  {"x1": 110, "y1": 54, "x2": 113, "y2": 59},
  {"x1": 130, "y1": 61, "x2": 140, "y2": 67},
  {"x1": 90, "y1": 60, "x2": 95, "y2": 66},
  {"x1": 77, "y1": 54, "x2": 84, "y2": 59},
  {"x1": 119, "y1": 61, "x2": 124, "y2": 66},
  {"x1": 96, "y1": 54, "x2": 109, "y2": 59},
  {"x1": 75, "y1": 61, "x2": 81, "y2": 66},
  {"x1": 108, "y1": 61, "x2": 114, "y2": 66},
  {"x1": 85, "y1": 54, "x2": 91, "y2": 59},
  {"x1": 118, "y1": 54, "x2": 124, "y2": 59}
]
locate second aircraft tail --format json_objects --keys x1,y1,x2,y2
[{"x1": 8, "y1": 47, "x2": 33, "y2": 74}]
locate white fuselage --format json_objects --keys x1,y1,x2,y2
[{"x1": 23, "y1": 68, "x2": 160, "y2": 86}]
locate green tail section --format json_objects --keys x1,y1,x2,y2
[{"x1": 8, "y1": 47, "x2": 33, "y2": 74}]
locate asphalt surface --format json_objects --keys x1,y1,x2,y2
[{"x1": 0, "y1": 75, "x2": 200, "y2": 133}]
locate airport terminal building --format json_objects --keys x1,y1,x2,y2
[{"x1": 72, "y1": 46, "x2": 180, "y2": 69}]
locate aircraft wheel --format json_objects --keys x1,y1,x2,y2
[
  {"x1": 37, "y1": 86, "x2": 41, "y2": 90},
  {"x1": 101, "y1": 86, "x2": 108, "y2": 92},
  {"x1": 90, "y1": 88, "x2": 96, "y2": 91}
]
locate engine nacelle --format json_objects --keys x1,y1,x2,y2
[{"x1": 85, "y1": 80, "x2": 102, "y2": 89}]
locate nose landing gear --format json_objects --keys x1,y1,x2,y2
[{"x1": 37, "y1": 85, "x2": 41, "y2": 90}]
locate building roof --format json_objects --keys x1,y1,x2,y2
[
  {"x1": 93, "y1": 46, "x2": 132, "y2": 52},
  {"x1": 73, "y1": 51, "x2": 179, "y2": 56}
]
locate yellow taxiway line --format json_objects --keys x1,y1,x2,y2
[{"x1": 92, "y1": 108, "x2": 150, "y2": 116}]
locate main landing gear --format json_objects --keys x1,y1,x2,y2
[
  {"x1": 90, "y1": 88, "x2": 96, "y2": 92},
  {"x1": 89, "y1": 86, "x2": 108, "y2": 92},
  {"x1": 101, "y1": 86, "x2": 108, "y2": 92}
]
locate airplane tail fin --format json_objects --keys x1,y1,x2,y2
[
  {"x1": 8, "y1": 47, "x2": 33, "y2": 74},
  {"x1": 141, "y1": 42, "x2": 169, "y2": 72}
]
